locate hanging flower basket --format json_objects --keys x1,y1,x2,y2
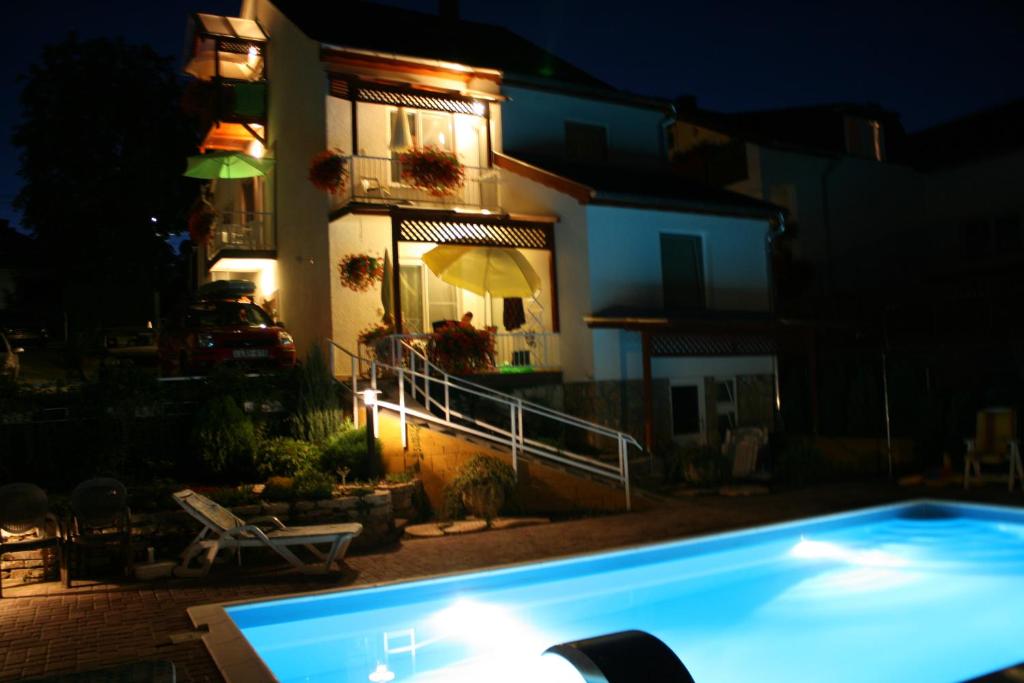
[
  {"x1": 187, "y1": 197, "x2": 217, "y2": 245},
  {"x1": 399, "y1": 146, "x2": 465, "y2": 197},
  {"x1": 427, "y1": 322, "x2": 495, "y2": 374},
  {"x1": 338, "y1": 253, "x2": 384, "y2": 292},
  {"x1": 309, "y1": 148, "x2": 349, "y2": 195}
]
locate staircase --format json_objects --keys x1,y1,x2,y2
[{"x1": 328, "y1": 337, "x2": 645, "y2": 511}]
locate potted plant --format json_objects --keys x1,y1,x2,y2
[
  {"x1": 309, "y1": 148, "x2": 349, "y2": 195},
  {"x1": 187, "y1": 196, "x2": 217, "y2": 245},
  {"x1": 357, "y1": 321, "x2": 395, "y2": 365},
  {"x1": 449, "y1": 455, "x2": 516, "y2": 524},
  {"x1": 427, "y1": 322, "x2": 495, "y2": 374},
  {"x1": 338, "y1": 253, "x2": 384, "y2": 292},
  {"x1": 399, "y1": 146, "x2": 465, "y2": 197}
]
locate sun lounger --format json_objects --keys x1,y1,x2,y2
[{"x1": 172, "y1": 489, "x2": 361, "y2": 577}]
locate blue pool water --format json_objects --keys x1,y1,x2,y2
[{"x1": 227, "y1": 501, "x2": 1024, "y2": 682}]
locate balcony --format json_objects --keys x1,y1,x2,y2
[
  {"x1": 206, "y1": 210, "x2": 274, "y2": 261},
  {"x1": 332, "y1": 156, "x2": 500, "y2": 213}
]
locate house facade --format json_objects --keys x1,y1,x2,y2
[{"x1": 184, "y1": 0, "x2": 782, "y2": 450}]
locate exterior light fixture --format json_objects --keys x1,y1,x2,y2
[
  {"x1": 471, "y1": 100, "x2": 486, "y2": 116},
  {"x1": 362, "y1": 388, "x2": 380, "y2": 406},
  {"x1": 368, "y1": 663, "x2": 395, "y2": 682},
  {"x1": 544, "y1": 630, "x2": 695, "y2": 683}
]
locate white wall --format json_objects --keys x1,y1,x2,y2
[
  {"x1": 247, "y1": 0, "x2": 332, "y2": 358},
  {"x1": 586, "y1": 205, "x2": 771, "y2": 314},
  {"x1": 328, "y1": 214, "x2": 393, "y2": 352},
  {"x1": 325, "y1": 96, "x2": 353, "y2": 154},
  {"x1": 498, "y1": 167, "x2": 593, "y2": 381},
  {"x1": 501, "y1": 85, "x2": 665, "y2": 166}
]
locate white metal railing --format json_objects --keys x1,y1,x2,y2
[
  {"x1": 207, "y1": 210, "x2": 274, "y2": 257},
  {"x1": 328, "y1": 338, "x2": 639, "y2": 511},
  {"x1": 330, "y1": 155, "x2": 500, "y2": 211},
  {"x1": 359, "y1": 331, "x2": 560, "y2": 374}
]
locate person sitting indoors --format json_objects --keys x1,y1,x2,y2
[{"x1": 460, "y1": 311, "x2": 474, "y2": 327}]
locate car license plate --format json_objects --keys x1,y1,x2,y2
[{"x1": 233, "y1": 349, "x2": 269, "y2": 359}]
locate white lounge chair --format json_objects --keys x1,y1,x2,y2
[{"x1": 172, "y1": 489, "x2": 362, "y2": 577}]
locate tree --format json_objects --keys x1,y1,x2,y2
[{"x1": 12, "y1": 35, "x2": 198, "y2": 334}]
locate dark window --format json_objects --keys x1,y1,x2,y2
[
  {"x1": 565, "y1": 121, "x2": 607, "y2": 163},
  {"x1": 661, "y1": 234, "x2": 705, "y2": 311},
  {"x1": 671, "y1": 385, "x2": 701, "y2": 435}
]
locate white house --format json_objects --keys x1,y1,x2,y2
[{"x1": 183, "y1": 0, "x2": 783, "y2": 450}]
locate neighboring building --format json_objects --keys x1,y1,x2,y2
[{"x1": 183, "y1": 0, "x2": 782, "y2": 449}]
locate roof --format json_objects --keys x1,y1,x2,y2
[
  {"x1": 270, "y1": 1, "x2": 663, "y2": 105},
  {"x1": 194, "y1": 13, "x2": 267, "y2": 41},
  {"x1": 906, "y1": 98, "x2": 1024, "y2": 169},
  {"x1": 675, "y1": 101, "x2": 907, "y2": 160},
  {"x1": 506, "y1": 154, "x2": 782, "y2": 218}
]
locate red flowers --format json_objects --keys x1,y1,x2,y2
[
  {"x1": 187, "y1": 197, "x2": 216, "y2": 245},
  {"x1": 427, "y1": 323, "x2": 495, "y2": 374},
  {"x1": 399, "y1": 146, "x2": 465, "y2": 197},
  {"x1": 338, "y1": 254, "x2": 384, "y2": 292},
  {"x1": 309, "y1": 148, "x2": 349, "y2": 195}
]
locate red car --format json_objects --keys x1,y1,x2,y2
[{"x1": 159, "y1": 285, "x2": 295, "y2": 376}]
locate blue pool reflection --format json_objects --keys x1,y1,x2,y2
[{"x1": 227, "y1": 501, "x2": 1024, "y2": 682}]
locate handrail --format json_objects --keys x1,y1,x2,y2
[
  {"x1": 388, "y1": 335, "x2": 642, "y2": 448},
  {"x1": 327, "y1": 338, "x2": 637, "y2": 511}
]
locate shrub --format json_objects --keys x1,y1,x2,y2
[
  {"x1": 294, "y1": 468, "x2": 335, "y2": 501},
  {"x1": 262, "y1": 476, "x2": 294, "y2": 501},
  {"x1": 288, "y1": 346, "x2": 343, "y2": 444},
  {"x1": 193, "y1": 395, "x2": 260, "y2": 476},
  {"x1": 398, "y1": 146, "x2": 465, "y2": 197},
  {"x1": 320, "y1": 422, "x2": 382, "y2": 481},
  {"x1": 207, "y1": 485, "x2": 259, "y2": 508},
  {"x1": 255, "y1": 437, "x2": 319, "y2": 478},
  {"x1": 444, "y1": 455, "x2": 516, "y2": 523}
]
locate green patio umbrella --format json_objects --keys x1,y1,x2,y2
[{"x1": 184, "y1": 151, "x2": 274, "y2": 179}]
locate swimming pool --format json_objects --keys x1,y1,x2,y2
[{"x1": 198, "y1": 500, "x2": 1024, "y2": 682}]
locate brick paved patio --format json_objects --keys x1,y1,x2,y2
[{"x1": 2, "y1": 482, "x2": 1021, "y2": 682}]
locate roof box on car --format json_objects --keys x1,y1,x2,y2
[{"x1": 198, "y1": 279, "x2": 256, "y2": 301}]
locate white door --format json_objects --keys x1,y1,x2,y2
[{"x1": 670, "y1": 379, "x2": 706, "y2": 443}]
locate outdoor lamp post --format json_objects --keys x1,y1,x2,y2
[{"x1": 362, "y1": 389, "x2": 382, "y2": 477}]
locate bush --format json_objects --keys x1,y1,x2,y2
[
  {"x1": 193, "y1": 395, "x2": 260, "y2": 476},
  {"x1": 206, "y1": 485, "x2": 259, "y2": 507},
  {"x1": 262, "y1": 475, "x2": 294, "y2": 501},
  {"x1": 320, "y1": 422, "x2": 381, "y2": 481},
  {"x1": 444, "y1": 455, "x2": 516, "y2": 522},
  {"x1": 289, "y1": 346, "x2": 343, "y2": 443},
  {"x1": 294, "y1": 468, "x2": 335, "y2": 500},
  {"x1": 255, "y1": 437, "x2": 319, "y2": 478}
]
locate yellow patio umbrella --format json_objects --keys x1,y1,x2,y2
[{"x1": 422, "y1": 245, "x2": 540, "y2": 298}]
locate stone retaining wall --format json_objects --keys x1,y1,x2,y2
[{"x1": 0, "y1": 481, "x2": 424, "y2": 590}]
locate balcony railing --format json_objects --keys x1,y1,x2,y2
[
  {"x1": 359, "y1": 331, "x2": 560, "y2": 375},
  {"x1": 207, "y1": 210, "x2": 274, "y2": 259},
  {"x1": 332, "y1": 155, "x2": 500, "y2": 212}
]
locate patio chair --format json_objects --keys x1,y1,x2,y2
[
  {"x1": 0, "y1": 483, "x2": 66, "y2": 598},
  {"x1": 172, "y1": 489, "x2": 362, "y2": 577},
  {"x1": 724, "y1": 427, "x2": 768, "y2": 479},
  {"x1": 66, "y1": 478, "x2": 133, "y2": 587},
  {"x1": 964, "y1": 407, "x2": 1024, "y2": 491}
]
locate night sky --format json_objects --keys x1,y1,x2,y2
[{"x1": 1, "y1": 0, "x2": 1021, "y2": 230}]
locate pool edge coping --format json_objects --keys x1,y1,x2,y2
[{"x1": 186, "y1": 497, "x2": 1021, "y2": 682}]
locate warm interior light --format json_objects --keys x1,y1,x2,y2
[
  {"x1": 248, "y1": 139, "x2": 265, "y2": 159},
  {"x1": 247, "y1": 45, "x2": 259, "y2": 66},
  {"x1": 438, "y1": 132, "x2": 446, "y2": 146}
]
